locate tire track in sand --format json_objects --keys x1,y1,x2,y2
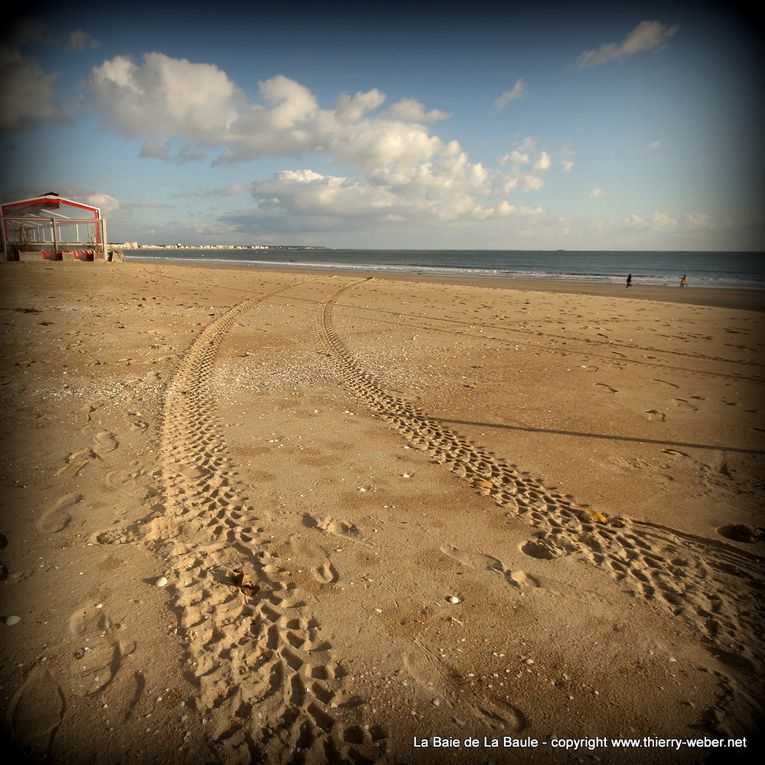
[
  {"x1": 316, "y1": 279, "x2": 765, "y2": 675},
  {"x1": 144, "y1": 284, "x2": 385, "y2": 764}
]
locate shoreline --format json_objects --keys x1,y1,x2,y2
[{"x1": 122, "y1": 257, "x2": 765, "y2": 311}]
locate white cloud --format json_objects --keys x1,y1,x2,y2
[
  {"x1": 495, "y1": 79, "x2": 526, "y2": 109},
  {"x1": 500, "y1": 140, "x2": 550, "y2": 189},
  {"x1": 497, "y1": 201, "x2": 543, "y2": 217},
  {"x1": 335, "y1": 89, "x2": 386, "y2": 122},
  {"x1": 497, "y1": 141, "x2": 551, "y2": 192},
  {"x1": 589, "y1": 187, "x2": 605, "y2": 198},
  {"x1": 86, "y1": 192, "x2": 119, "y2": 214},
  {"x1": 253, "y1": 170, "x2": 399, "y2": 217},
  {"x1": 576, "y1": 21, "x2": 679, "y2": 69},
  {"x1": 386, "y1": 97, "x2": 449, "y2": 122},
  {"x1": 534, "y1": 151, "x2": 552, "y2": 172},
  {"x1": 623, "y1": 214, "x2": 648, "y2": 229},
  {"x1": 617, "y1": 208, "x2": 756, "y2": 251},
  {"x1": 89, "y1": 53, "x2": 244, "y2": 142},
  {"x1": 500, "y1": 150, "x2": 530, "y2": 166},
  {"x1": 86, "y1": 54, "x2": 553, "y2": 235},
  {"x1": 228, "y1": 171, "x2": 407, "y2": 235},
  {"x1": 248, "y1": 166, "x2": 506, "y2": 227},
  {"x1": 257, "y1": 75, "x2": 319, "y2": 130},
  {"x1": 241, "y1": 168, "x2": 547, "y2": 235},
  {"x1": 623, "y1": 210, "x2": 714, "y2": 234},
  {"x1": 652, "y1": 210, "x2": 677, "y2": 229},
  {"x1": 647, "y1": 139, "x2": 663, "y2": 149}
]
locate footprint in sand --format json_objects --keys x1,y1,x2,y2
[
  {"x1": 644, "y1": 409, "x2": 667, "y2": 422},
  {"x1": 519, "y1": 533, "x2": 575, "y2": 561},
  {"x1": 7, "y1": 665, "x2": 66, "y2": 759},
  {"x1": 440, "y1": 545, "x2": 540, "y2": 589},
  {"x1": 56, "y1": 448, "x2": 99, "y2": 477},
  {"x1": 321, "y1": 517, "x2": 362, "y2": 539},
  {"x1": 68, "y1": 603, "x2": 127, "y2": 695},
  {"x1": 595, "y1": 382, "x2": 618, "y2": 394},
  {"x1": 37, "y1": 493, "x2": 83, "y2": 534},
  {"x1": 313, "y1": 560, "x2": 340, "y2": 584},
  {"x1": 302, "y1": 513, "x2": 363, "y2": 540},
  {"x1": 103, "y1": 670, "x2": 146, "y2": 725},
  {"x1": 507, "y1": 569, "x2": 541, "y2": 587},
  {"x1": 672, "y1": 398, "x2": 698, "y2": 411},
  {"x1": 717, "y1": 524, "x2": 765, "y2": 544},
  {"x1": 94, "y1": 431, "x2": 119, "y2": 454},
  {"x1": 289, "y1": 535, "x2": 341, "y2": 584}
]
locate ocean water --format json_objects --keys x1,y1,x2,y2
[{"x1": 126, "y1": 249, "x2": 765, "y2": 290}]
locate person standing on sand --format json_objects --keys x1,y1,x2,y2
[
  {"x1": 626, "y1": 273, "x2": 632, "y2": 288},
  {"x1": 680, "y1": 274, "x2": 688, "y2": 287}
]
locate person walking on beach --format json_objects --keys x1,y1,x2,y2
[
  {"x1": 626, "y1": 273, "x2": 632, "y2": 288},
  {"x1": 680, "y1": 274, "x2": 688, "y2": 287}
]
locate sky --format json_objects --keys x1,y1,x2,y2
[{"x1": 1, "y1": 0, "x2": 763, "y2": 250}]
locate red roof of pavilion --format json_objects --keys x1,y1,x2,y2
[{"x1": 1, "y1": 193, "x2": 101, "y2": 218}]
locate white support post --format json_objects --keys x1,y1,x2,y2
[{"x1": 102, "y1": 219, "x2": 108, "y2": 260}]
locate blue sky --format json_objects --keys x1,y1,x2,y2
[{"x1": 1, "y1": 1, "x2": 762, "y2": 249}]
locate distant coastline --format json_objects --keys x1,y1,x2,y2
[{"x1": 117, "y1": 242, "x2": 329, "y2": 251}]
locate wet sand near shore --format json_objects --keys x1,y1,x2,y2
[
  {"x1": 0, "y1": 261, "x2": 762, "y2": 763},
  {"x1": 132, "y1": 257, "x2": 765, "y2": 312},
  {"x1": 419, "y1": 277, "x2": 764, "y2": 312}
]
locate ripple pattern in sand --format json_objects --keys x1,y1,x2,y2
[
  {"x1": 151, "y1": 286, "x2": 384, "y2": 763},
  {"x1": 316, "y1": 279, "x2": 765, "y2": 672}
]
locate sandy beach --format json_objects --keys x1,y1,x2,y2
[{"x1": 0, "y1": 260, "x2": 763, "y2": 763}]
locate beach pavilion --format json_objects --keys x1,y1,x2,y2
[{"x1": 0, "y1": 192, "x2": 109, "y2": 261}]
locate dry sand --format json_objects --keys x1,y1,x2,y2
[{"x1": 0, "y1": 261, "x2": 763, "y2": 764}]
